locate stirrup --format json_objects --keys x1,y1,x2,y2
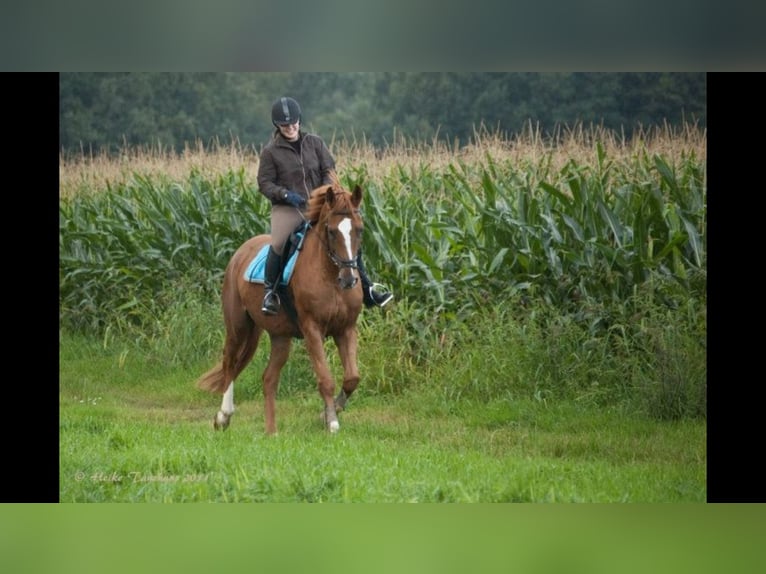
[
  {"x1": 366, "y1": 283, "x2": 393, "y2": 308},
  {"x1": 262, "y1": 290, "x2": 280, "y2": 315}
]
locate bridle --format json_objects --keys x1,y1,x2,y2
[
  {"x1": 295, "y1": 209, "x2": 358, "y2": 270},
  {"x1": 300, "y1": 187, "x2": 363, "y2": 275},
  {"x1": 323, "y1": 221, "x2": 359, "y2": 270}
]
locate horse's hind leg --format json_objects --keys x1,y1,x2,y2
[
  {"x1": 262, "y1": 335, "x2": 292, "y2": 435},
  {"x1": 214, "y1": 312, "x2": 262, "y2": 430},
  {"x1": 215, "y1": 383, "x2": 235, "y2": 430}
]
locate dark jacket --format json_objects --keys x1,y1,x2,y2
[{"x1": 257, "y1": 130, "x2": 336, "y2": 205}]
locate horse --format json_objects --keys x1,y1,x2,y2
[{"x1": 196, "y1": 171, "x2": 365, "y2": 434}]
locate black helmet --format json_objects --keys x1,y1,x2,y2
[{"x1": 271, "y1": 96, "x2": 301, "y2": 126}]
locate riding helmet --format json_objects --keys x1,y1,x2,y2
[{"x1": 271, "y1": 97, "x2": 302, "y2": 126}]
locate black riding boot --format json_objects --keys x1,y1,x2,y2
[
  {"x1": 357, "y1": 252, "x2": 393, "y2": 308},
  {"x1": 261, "y1": 246, "x2": 282, "y2": 315}
]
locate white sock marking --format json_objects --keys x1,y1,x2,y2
[{"x1": 220, "y1": 383, "x2": 234, "y2": 415}]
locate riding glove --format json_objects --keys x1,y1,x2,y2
[{"x1": 283, "y1": 190, "x2": 307, "y2": 209}]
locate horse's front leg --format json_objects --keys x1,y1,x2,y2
[
  {"x1": 332, "y1": 327, "x2": 360, "y2": 413},
  {"x1": 302, "y1": 326, "x2": 340, "y2": 433},
  {"x1": 262, "y1": 336, "x2": 292, "y2": 434}
]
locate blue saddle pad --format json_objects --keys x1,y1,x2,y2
[
  {"x1": 243, "y1": 245, "x2": 298, "y2": 285},
  {"x1": 243, "y1": 223, "x2": 308, "y2": 285}
]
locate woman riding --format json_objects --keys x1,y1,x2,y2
[{"x1": 256, "y1": 96, "x2": 393, "y2": 315}]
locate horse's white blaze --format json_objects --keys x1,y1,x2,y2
[
  {"x1": 338, "y1": 217, "x2": 354, "y2": 261},
  {"x1": 220, "y1": 382, "x2": 234, "y2": 415}
]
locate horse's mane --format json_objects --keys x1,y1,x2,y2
[{"x1": 306, "y1": 170, "x2": 353, "y2": 224}]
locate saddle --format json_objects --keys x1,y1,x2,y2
[
  {"x1": 243, "y1": 221, "x2": 310, "y2": 286},
  {"x1": 243, "y1": 222, "x2": 311, "y2": 333}
]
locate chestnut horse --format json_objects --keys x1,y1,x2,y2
[{"x1": 196, "y1": 172, "x2": 364, "y2": 434}]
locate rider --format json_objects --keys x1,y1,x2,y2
[{"x1": 256, "y1": 96, "x2": 393, "y2": 316}]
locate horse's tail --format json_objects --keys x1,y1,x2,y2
[
  {"x1": 196, "y1": 326, "x2": 260, "y2": 394},
  {"x1": 196, "y1": 362, "x2": 227, "y2": 394}
]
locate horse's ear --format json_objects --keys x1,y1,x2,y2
[
  {"x1": 326, "y1": 186, "x2": 336, "y2": 206},
  {"x1": 351, "y1": 184, "x2": 362, "y2": 208}
]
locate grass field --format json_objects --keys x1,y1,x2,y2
[{"x1": 59, "y1": 333, "x2": 705, "y2": 503}]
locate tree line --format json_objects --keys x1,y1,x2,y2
[{"x1": 59, "y1": 72, "x2": 706, "y2": 154}]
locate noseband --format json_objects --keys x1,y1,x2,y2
[{"x1": 328, "y1": 249, "x2": 358, "y2": 269}]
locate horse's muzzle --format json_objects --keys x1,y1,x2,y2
[{"x1": 338, "y1": 273, "x2": 358, "y2": 290}]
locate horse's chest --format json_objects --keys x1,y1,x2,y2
[{"x1": 298, "y1": 294, "x2": 359, "y2": 332}]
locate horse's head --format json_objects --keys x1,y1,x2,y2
[{"x1": 309, "y1": 175, "x2": 364, "y2": 290}]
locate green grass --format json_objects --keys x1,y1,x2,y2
[{"x1": 59, "y1": 335, "x2": 705, "y2": 503}]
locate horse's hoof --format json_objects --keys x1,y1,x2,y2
[
  {"x1": 213, "y1": 411, "x2": 231, "y2": 430},
  {"x1": 321, "y1": 410, "x2": 340, "y2": 433},
  {"x1": 334, "y1": 390, "x2": 348, "y2": 412}
]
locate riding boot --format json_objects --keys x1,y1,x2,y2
[
  {"x1": 356, "y1": 252, "x2": 393, "y2": 308},
  {"x1": 261, "y1": 246, "x2": 282, "y2": 315}
]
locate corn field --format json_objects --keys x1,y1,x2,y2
[
  {"x1": 59, "y1": 125, "x2": 706, "y2": 419},
  {"x1": 60, "y1": 125, "x2": 705, "y2": 329}
]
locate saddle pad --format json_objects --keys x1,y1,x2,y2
[{"x1": 244, "y1": 244, "x2": 299, "y2": 285}]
